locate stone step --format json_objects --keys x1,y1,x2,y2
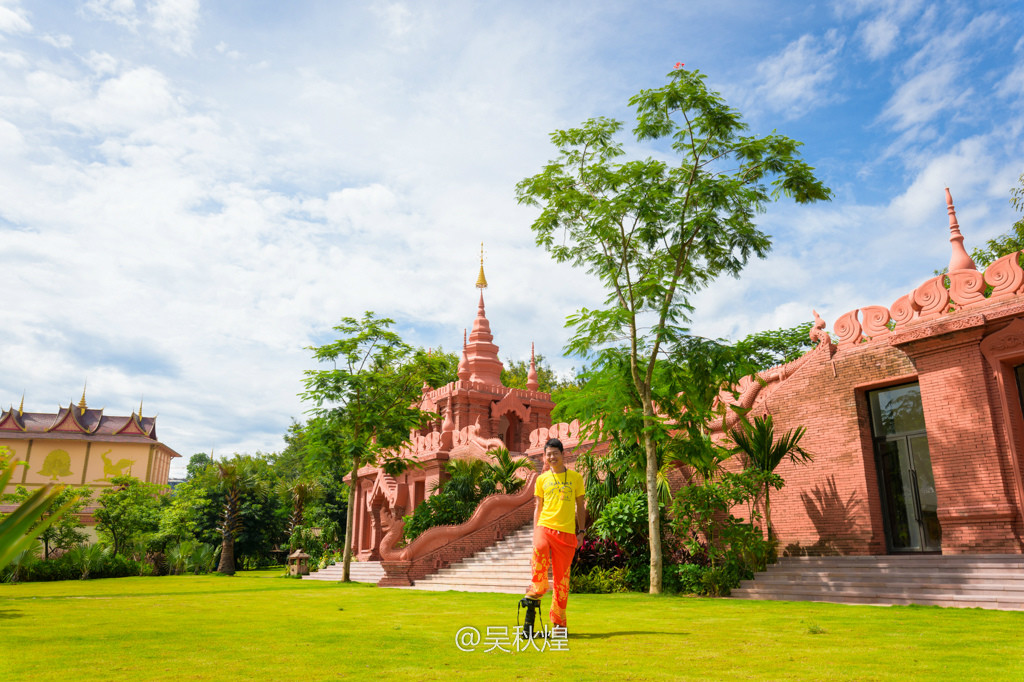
[
  {"x1": 731, "y1": 555, "x2": 1024, "y2": 611},
  {"x1": 304, "y1": 560, "x2": 385, "y2": 583},
  {"x1": 745, "y1": 570, "x2": 1024, "y2": 584},
  {"x1": 407, "y1": 523, "x2": 538, "y2": 593}
]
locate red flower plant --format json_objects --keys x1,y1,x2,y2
[{"x1": 674, "y1": 62, "x2": 685, "y2": 69}]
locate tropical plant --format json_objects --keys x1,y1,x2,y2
[
  {"x1": 64, "y1": 543, "x2": 110, "y2": 580},
  {"x1": 483, "y1": 447, "x2": 533, "y2": 495},
  {"x1": 214, "y1": 458, "x2": 269, "y2": 575},
  {"x1": 729, "y1": 415, "x2": 813, "y2": 538},
  {"x1": 3, "y1": 539, "x2": 41, "y2": 583},
  {"x1": 284, "y1": 480, "x2": 322, "y2": 537},
  {"x1": 0, "y1": 455, "x2": 77, "y2": 573}
]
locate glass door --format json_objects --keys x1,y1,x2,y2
[
  {"x1": 875, "y1": 435, "x2": 941, "y2": 552},
  {"x1": 869, "y1": 384, "x2": 942, "y2": 553}
]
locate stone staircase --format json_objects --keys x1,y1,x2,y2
[
  {"x1": 409, "y1": 523, "x2": 539, "y2": 593},
  {"x1": 731, "y1": 554, "x2": 1024, "y2": 610},
  {"x1": 303, "y1": 559, "x2": 386, "y2": 583}
]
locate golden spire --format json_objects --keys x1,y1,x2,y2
[
  {"x1": 78, "y1": 381, "x2": 87, "y2": 415},
  {"x1": 138, "y1": 396, "x2": 144, "y2": 418},
  {"x1": 19, "y1": 392, "x2": 24, "y2": 417},
  {"x1": 475, "y1": 242, "x2": 488, "y2": 289}
]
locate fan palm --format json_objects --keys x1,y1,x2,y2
[
  {"x1": 483, "y1": 447, "x2": 533, "y2": 495},
  {"x1": 214, "y1": 459, "x2": 267, "y2": 575},
  {"x1": 729, "y1": 415, "x2": 812, "y2": 538}
]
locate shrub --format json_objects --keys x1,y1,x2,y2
[
  {"x1": 570, "y1": 566, "x2": 633, "y2": 594},
  {"x1": 664, "y1": 563, "x2": 706, "y2": 594},
  {"x1": 592, "y1": 491, "x2": 648, "y2": 548},
  {"x1": 571, "y1": 537, "x2": 629, "y2": 574}
]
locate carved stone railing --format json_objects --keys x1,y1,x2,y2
[
  {"x1": 526, "y1": 420, "x2": 581, "y2": 453},
  {"x1": 832, "y1": 252, "x2": 1024, "y2": 349},
  {"x1": 377, "y1": 472, "x2": 538, "y2": 587}
]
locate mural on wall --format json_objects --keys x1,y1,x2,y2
[
  {"x1": 99, "y1": 450, "x2": 133, "y2": 481},
  {"x1": 37, "y1": 448, "x2": 73, "y2": 480}
]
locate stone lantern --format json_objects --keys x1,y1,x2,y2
[{"x1": 288, "y1": 549, "x2": 310, "y2": 576}]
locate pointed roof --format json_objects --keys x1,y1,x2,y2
[
  {"x1": 527, "y1": 342, "x2": 540, "y2": 391},
  {"x1": 947, "y1": 187, "x2": 978, "y2": 272},
  {"x1": 0, "y1": 406, "x2": 27, "y2": 432},
  {"x1": 464, "y1": 289, "x2": 504, "y2": 386}
]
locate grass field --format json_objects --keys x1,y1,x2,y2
[{"x1": 2, "y1": 570, "x2": 1022, "y2": 681}]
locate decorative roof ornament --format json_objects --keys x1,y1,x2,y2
[
  {"x1": 19, "y1": 392, "x2": 24, "y2": 417},
  {"x1": 475, "y1": 242, "x2": 488, "y2": 289},
  {"x1": 527, "y1": 342, "x2": 540, "y2": 391},
  {"x1": 946, "y1": 188, "x2": 978, "y2": 272},
  {"x1": 457, "y1": 329, "x2": 471, "y2": 382},
  {"x1": 78, "y1": 381, "x2": 88, "y2": 415},
  {"x1": 138, "y1": 396, "x2": 144, "y2": 418}
]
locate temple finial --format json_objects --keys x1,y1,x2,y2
[
  {"x1": 18, "y1": 392, "x2": 24, "y2": 417},
  {"x1": 138, "y1": 396, "x2": 144, "y2": 418},
  {"x1": 527, "y1": 342, "x2": 540, "y2": 391},
  {"x1": 475, "y1": 243, "x2": 488, "y2": 289},
  {"x1": 946, "y1": 188, "x2": 977, "y2": 271},
  {"x1": 78, "y1": 381, "x2": 87, "y2": 415}
]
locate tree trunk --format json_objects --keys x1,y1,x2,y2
[
  {"x1": 643, "y1": 402, "x2": 663, "y2": 594},
  {"x1": 342, "y1": 459, "x2": 359, "y2": 582},
  {"x1": 217, "y1": 491, "x2": 238, "y2": 575},
  {"x1": 218, "y1": 533, "x2": 235, "y2": 575}
]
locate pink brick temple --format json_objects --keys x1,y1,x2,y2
[{"x1": 352, "y1": 190, "x2": 1024, "y2": 587}]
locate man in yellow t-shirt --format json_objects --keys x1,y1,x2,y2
[{"x1": 520, "y1": 437, "x2": 585, "y2": 637}]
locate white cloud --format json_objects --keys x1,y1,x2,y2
[
  {"x1": 858, "y1": 16, "x2": 899, "y2": 60},
  {"x1": 880, "y1": 62, "x2": 967, "y2": 131},
  {"x1": 85, "y1": 50, "x2": 119, "y2": 75},
  {"x1": 148, "y1": 0, "x2": 199, "y2": 55},
  {"x1": 748, "y1": 30, "x2": 845, "y2": 119},
  {"x1": 41, "y1": 33, "x2": 73, "y2": 48},
  {"x1": 51, "y1": 67, "x2": 179, "y2": 132},
  {"x1": 82, "y1": 0, "x2": 198, "y2": 54},
  {"x1": 82, "y1": 0, "x2": 139, "y2": 30},
  {"x1": 0, "y1": 1, "x2": 31, "y2": 35}
]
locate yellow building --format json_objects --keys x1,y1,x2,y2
[{"x1": 0, "y1": 395, "x2": 181, "y2": 499}]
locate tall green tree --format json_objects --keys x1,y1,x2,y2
[
  {"x1": 93, "y1": 475, "x2": 165, "y2": 557},
  {"x1": 516, "y1": 66, "x2": 831, "y2": 592},
  {"x1": 302, "y1": 312, "x2": 431, "y2": 581}
]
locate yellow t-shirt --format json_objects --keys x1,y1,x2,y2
[{"x1": 535, "y1": 469, "x2": 585, "y2": 533}]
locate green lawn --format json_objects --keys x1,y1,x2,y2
[{"x1": 2, "y1": 571, "x2": 1022, "y2": 681}]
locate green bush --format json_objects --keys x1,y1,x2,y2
[
  {"x1": 699, "y1": 564, "x2": 741, "y2": 597},
  {"x1": 664, "y1": 563, "x2": 706, "y2": 594},
  {"x1": 570, "y1": 566, "x2": 633, "y2": 594},
  {"x1": 592, "y1": 491, "x2": 648, "y2": 548}
]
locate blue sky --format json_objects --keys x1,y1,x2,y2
[{"x1": 1, "y1": 1, "x2": 1022, "y2": 477}]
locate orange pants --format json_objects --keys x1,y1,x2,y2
[{"x1": 525, "y1": 526, "x2": 577, "y2": 627}]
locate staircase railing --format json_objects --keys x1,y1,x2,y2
[{"x1": 377, "y1": 473, "x2": 538, "y2": 587}]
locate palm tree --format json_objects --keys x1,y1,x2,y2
[
  {"x1": 729, "y1": 415, "x2": 812, "y2": 539},
  {"x1": 441, "y1": 459, "x2": 490, "y2": 502},
  {"x1": 483, "y1": 447, "x2": 533, "y2": 495},
  {"x1": 284, "y1": 480, "x2": 323, "y2": 536},
  {"x1": 214, "y1": 459, "x2": 266, "y2": 575}
]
